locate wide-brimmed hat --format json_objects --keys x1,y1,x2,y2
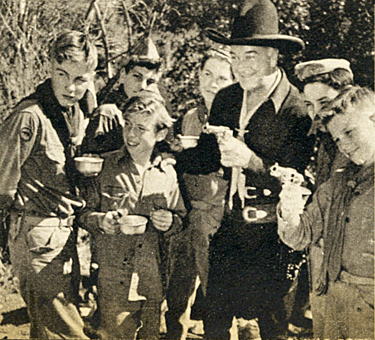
[{"x1": 206, "y1": 0, "x2": 304, "y2": 53}]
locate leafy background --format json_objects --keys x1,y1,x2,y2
[{"x1": 0, "y1": 0, "x2": 373, "y2": 122}]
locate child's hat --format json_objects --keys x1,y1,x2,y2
[
  {"x1": 295, "y1": 59, "x2": 353, "y2": 81},
  {"x1": 205, "y1": 0, "x2": 304, "y2": 54},
  {"x1": 121, "y1": 37, "x2": 162, "y2": 67}
]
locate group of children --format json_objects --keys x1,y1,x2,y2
[{"x1": 0, "y1": 16, "x2": 373, "y2": 340}]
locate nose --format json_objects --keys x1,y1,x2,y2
[
  {"x1": 66, "y1": 82, "x2": 76, "y2": 93},
  {"x1": 336, "y1": 138, "x2": 350, "y2": 155},
  {"x1": 126, "y1": 125, "x2": 136, "y2": 138},
  {"x1": 140, "y1": 79, "x2": 148, "y2": 90},
  {"x1": 209, "y1": 78, "x2": 220, "y2": 89}
]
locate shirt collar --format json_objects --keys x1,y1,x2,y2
[
  {"x1": 116, "y1": 146, "x2": 164, "y2": 172},
  {"x1": 268, "y1": 68, "x2": 291, "y2": 114}
]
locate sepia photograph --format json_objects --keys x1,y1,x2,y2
[{"x1": 0, "y1": 0, "x2": 374, "y2": 339}]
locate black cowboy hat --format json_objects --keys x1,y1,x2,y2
[{"x1": 206, "y1": 0, "x2": 304, "y2": 53}]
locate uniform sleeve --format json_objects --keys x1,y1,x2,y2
[
  {"x1": 0, "y1": 111, "x2": 38, "y2": 210},
  {"x1": 76, "y1": 175, "x2": 105, "y2": 234},
  {"x1": 277, "y1": 179, "x2": 333, "y2": 251}
]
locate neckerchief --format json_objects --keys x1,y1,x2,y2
[{"x1": 228, "y1": 70, "x2": 281, "y2": 210}]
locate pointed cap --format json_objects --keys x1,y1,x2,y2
[{"x1": 128, "y1": 37, "x2": 162, "y2": 65}]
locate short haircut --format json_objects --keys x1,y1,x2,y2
[
  {"x1": 200, "y1": 48, "x2": 234, "y2": 79},
  {"x1": 322, "y1": 85, "x2": 375, "y2": 126},
  {"x1": 124, "y1": 59, "x2": 162, "y2": 74},
  {"x1": 50, "y1": 30, "x2": 98, "y2": 71},
  {"x1": 303, "y1": 68, "x2": 354, "y2": 90},
  {"x1": 122, "y1": 92, "x2": 175, "y2": 131}
]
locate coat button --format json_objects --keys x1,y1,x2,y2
[{"x1": 345, "y1": 217, "x2": 350, "y2": 223}]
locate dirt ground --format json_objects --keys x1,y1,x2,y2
[{"x1": 0, "y1": 230, "x2": 314, "y2": 340}]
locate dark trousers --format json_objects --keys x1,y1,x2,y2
[{"x1": 203, "y1": 213, "x2": 299, "y2": 340}]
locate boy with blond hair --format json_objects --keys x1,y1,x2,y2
[
  {"x1": 278, "y1": 86, "x2": 374, "y2": 339},
  {"x1": 79, "y1": 92, "x2": 186, "y2": 340},
  {"x1": 0, "y1": 30, "x2": 97, "y2": 339}
]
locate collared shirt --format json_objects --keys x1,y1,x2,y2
[
  {"x1": 176, "y1": 69, "x2": 313, "y2": 222},
  {"x1": 278, "y1": 163, "x2": 374, "y2": 280},
  {"x1": 79, "y1": 147, "x2": 186, "y2": 300},
  {"x1": 0, "y1": 79, "x2": 86, "y2": 216},
  {"x1": 80, "y1": 147, "x2": 186, "y2": 232}
]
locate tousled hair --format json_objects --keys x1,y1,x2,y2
[
  {"x1": 122, "y1": 92, "x2": 174, "y2": 131},
  {"x1": 50, "y1": 30, "x2": 98, "y2": 71},
  {"x1": 322, "y1": 85, "x2": 375, "y2": 126}
]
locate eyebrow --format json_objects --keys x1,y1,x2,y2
[{"x1": 56, "y1": 67, "x2": 68, "y2": 75}]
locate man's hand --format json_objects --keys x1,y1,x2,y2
[
  {"x1": 219, "y1": 136, "x2": 252, "y2": 168},
  {"x1": 150, "y1": 209, "x2": 173, "y2": 232},
  {"x1": 94, "y1": 104, "x2": 123, "y2": 136}
]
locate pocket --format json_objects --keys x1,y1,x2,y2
[{"x1": 27, "y1": 225, "x2": 71, "y2": 254}]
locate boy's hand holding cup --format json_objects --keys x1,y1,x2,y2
[{"x1": 150, "y1": 209, "x2": 173, "y2": 232}]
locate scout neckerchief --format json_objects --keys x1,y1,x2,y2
[{"x1": 228, "y1": 69, "x2": 281, "y2": 210}]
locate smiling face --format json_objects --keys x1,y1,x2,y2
[
  {"x1": 51, "y1": 59, "x2": 93, "y2": 108},
  {"x1": 303, "y1": 82, "x2": 340, "y2": 120},
  {"x1": 230, "y1": 45, "x2": 278, "y2": 91},
  {"x1": 199, "y1": 56, "x2": 233, "y2": 110},
  {"x1": 327, "y1": 102, "x2": 375, "y2": 167},
  {"x1": 122, "y1": 66, "x2": 161, "y2": 98},
  {"x1": 122, "y1": 111, "x2": 166, "y2": 165}
]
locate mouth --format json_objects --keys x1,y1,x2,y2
[
  {"x1": 63, "y1": 95, "x2": 77, "y2": 102},
  {"x1": 126, "y1": 140, "x2": 139, "y2": 147},
  {"x1": 345, "y1": 147, "x2": 359, "y2": 159}
]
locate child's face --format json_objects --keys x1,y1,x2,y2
[
  {"x1": 303, "y1": 82, "x2": 340, "y2": 121},
  {"x1": 51, "y1": 59, "x2": 93, "y2": 108},
  {"x1": 122, "y1": 111, "x2": 165, "y2": 163},
  {"x1": 199, "y1": 57, "x2": 233, "y2": 110},
  {"x1": 122, "y1": 66, "x2": 161, "y2": 99},
  {"x1": 327, "y1": 102, "x2": 375, "y2": 167}
]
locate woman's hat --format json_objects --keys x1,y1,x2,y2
[
  {"x1": 295, "y1": 59, "x2": 353, "y2": 81},
  {"x1": 206, "y1": 0, "x2": 304, "y2": 54}
]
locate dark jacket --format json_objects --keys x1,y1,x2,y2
[{"x1": 176, "y1": 69, "x2": 313, "y2": 219}]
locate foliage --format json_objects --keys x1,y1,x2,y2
[{"x1": 0, "y1": 0, "x2": 373, "y2": 122}]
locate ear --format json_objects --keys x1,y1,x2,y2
[
  {"x1": 369, "y1": 113, "x2": 375, "y2": 126},
  {"x1": 156, "y1": 128, "x2": 168, "y2": 142}
]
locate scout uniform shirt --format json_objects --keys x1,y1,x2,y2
[{"x1": 79, "y1": 147, "x2": 186, "y2": 302}]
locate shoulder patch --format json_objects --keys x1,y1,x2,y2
[{"x1": 20, "y1": 126, "x2": 33, "y2": 141}]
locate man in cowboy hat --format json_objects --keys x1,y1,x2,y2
[
  {"x1": 81, "y1": 37, "x2": 171, "y2": 154},
  {"x1": 175, "y1": 0, "x2": 313, "y2": 338}
]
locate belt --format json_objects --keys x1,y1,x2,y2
[
  {"x1": 23, "y1": 215, "x2": 75, "y2": 227},
  {"x1": 339, "y1": 270, "x2": 374, "y2": 286}
]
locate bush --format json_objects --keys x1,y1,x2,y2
[{"x1": 0, "y1": 0, "x2": 373, "y2": 122}]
